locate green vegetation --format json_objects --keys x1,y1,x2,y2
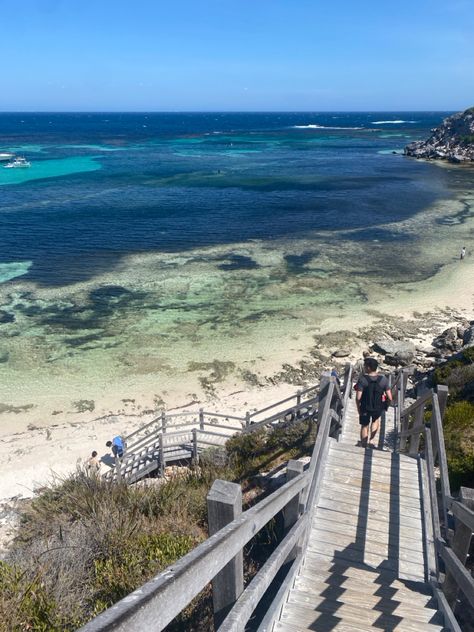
[
  {"x1": 1, "y1": 418, "x2": 315, "y2": 631},
  {"x1": 433, "y1": 347, "x2": 474, "y2": 489}
]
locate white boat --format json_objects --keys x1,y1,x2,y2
[{"x1": 3, "y1": 157, "x2": 31, "y2": 168}]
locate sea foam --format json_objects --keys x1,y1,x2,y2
[
  {"x1": 371, "y1": 120, "x2": 418, "y2": 124},
  {"x1": 292, "y1": 124, "x2": 363, "y2": 130}
]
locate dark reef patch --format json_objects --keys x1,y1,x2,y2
[
  {"x1": 284, "y1": 251, "x2": 318, "y2": 274},
  {"x1": 216, "y1": 254, "x2": 260, "y2": 271}
]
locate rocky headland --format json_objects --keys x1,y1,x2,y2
[{"x1": 405, "y1": 107, "x2": 474, "y2": 162}]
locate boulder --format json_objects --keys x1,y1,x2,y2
[
  {"x1": 332, "y1": 349, "x2": 350, "y2": 358},
  {"x1": 433, "y1": 327, "x2": 462, "y2": 352},
  {"x1": 463, "y1": 326, "x2": 474, "y2": 348},
  {"x1": 372, "y1": 339, "x2": 415, "y2": 356},
  {"x1": 385, "y1": 351, "x2": 415, "y2": 367}
]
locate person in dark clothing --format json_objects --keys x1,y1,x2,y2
[{"x1": 356, "y1": 357, "x2": 392, "y2": 448}]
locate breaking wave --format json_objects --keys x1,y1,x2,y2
[{"x1": 371, "y1": 120, "x2": 418, "y2": 124}]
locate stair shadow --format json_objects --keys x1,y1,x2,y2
[{"x1": 297, "y1": 447, "x2": 440, "y2": 631}]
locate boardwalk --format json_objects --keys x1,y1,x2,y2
[{"x1": 274, "y1": 396, "x2": 446, "y2": 632}]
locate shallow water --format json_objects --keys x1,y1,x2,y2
[{"x1": 1, "y1": 112, "x2": 473, "y2": 422}]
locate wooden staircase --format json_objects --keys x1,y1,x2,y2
[{"x1": 274, "y1": 396, "x2": 448, "y2": 631}]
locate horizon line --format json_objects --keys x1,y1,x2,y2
[{"x1": 0, "y1": 109, "x2": 458, "y2": 114}]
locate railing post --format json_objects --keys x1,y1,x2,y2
[
  {"x1": 159, "y1": 434, "x2": 165, "y2": 477},
  {"x1": 443, "y1": 488, "x2": 474, "y2": 605},
  {"x1": 436, "y1": 384, "x2": 449, "y2": 421},
  {"x1": 317, "y1": 373, "x2": 332, "y2": 426},
  {"x1": 207, "y1": 480, "x2": 243, "y2": 628},
  {"x1": 161, "y1": 410, "x2": 167, "y2": 433},
  {"x1": 296, "y1": 390, "x2": 302, "y2": 406},
  {"x1": 283, "y1": 460, "x2": 304, "y2": 532},
  {"x1": 431, "y1": 394, "x2": 451, "y2": 537},
  {"x1": 192, "y1": 428, "x2": 199, "y2": 463},
  {"x1": 245, "y1": 411, "x2": 250, "y2": 428},
  {"x1": 115, "y1": 455, "x2": 122, "y2": 482},
  {"x1": 408, "y1": 404, "x2": 424, "y2": 457},
  {"x1": 199, "y1": 408, "x2": 205, "y2": 430}
]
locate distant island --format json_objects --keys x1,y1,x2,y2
[{"x1": 405, "y1": 106, "x2": 474, "y2": 162}]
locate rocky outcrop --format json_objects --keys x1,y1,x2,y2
[{"x1": 405, "y1": 107, "x2": 474, "y2": 162}]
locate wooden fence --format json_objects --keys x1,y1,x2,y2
[
  {"x1": 79, "y1": 367, "x2": 353, "y2": 632},
  {"x1": 398, "y1": 384, "x2": 474, "y2": 630}
]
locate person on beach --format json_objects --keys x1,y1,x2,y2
[
  {"x1": 461, "y1": 246, "x2": 466, "y2": 260},
  {"x1": 85, "y1": 450, "x2": 101, "y2": 475},
  {"x1": 355, "y1": 357, "x2": 392, "y2": 448},
  {"x1": 106, "y1": 436, "x2": 124, "y2": 459}
]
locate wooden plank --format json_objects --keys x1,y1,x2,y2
[
  {"x1": 279, "y1": 600, "x2": 442, "y2": 632},
  {"x1": 311, "y1": 516, "x2": 424, "y2": 553},
  {"x1": 330, "y1": 444, "x2": 419, "y2": 469},
  {"x1": 324, "y1": 471, "x2": 421, "y2": 497},
  {"x1": 287, "y1": 587, "x2": 439, "y2": 622},
  {"x1": 432, "y1": 585, "x2": 463, "y2": 632},
  {"x1": 325, "y1": 461, "x2": 421, "y2": 486},
  {"x1": 303, "y1": 547, "x2": 425, "y2": 581},
  {"x1": 274, "y1": 619, "x2": 446, "y2": 632},
  {"x1": 307, "y1": 528, "x2": 425, "y2": 564},
  {"x1": 300, "y1": 553, "x2": 430, "y2": 591},
  {"x1": 318, "y1": 490, "x2": 422, "y2": 521},
  {"x1": 293, "y1": 575, "x2": 434, "y2": 605},
  {"x1": 314, "y1": 505, "x2": 423, "y2": 534},
  {"x1": 322, "y1": 480, "x2": 422, "y2": 510},
  {"x1": 451, "y1": 500, "x2": 474, "y2": 532},
  {"x1": 431, "y1": 395, "x2": 450, "y2": 534}
]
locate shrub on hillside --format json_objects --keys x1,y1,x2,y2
[{"x1": 443, "y1": 400, "x2": 474, "y2": 489}]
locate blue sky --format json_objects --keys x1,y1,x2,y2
[{"x1": 0, "y1": 0, "x2": 473, "y2": 111}]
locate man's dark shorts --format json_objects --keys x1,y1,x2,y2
[{"x1": 359, "y1": 411, "x2": 382, "y2": 426}]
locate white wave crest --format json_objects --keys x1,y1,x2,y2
[
  {"x1": 371, "y1": 120, "x2": 418, "y2": 124},
  {"x1": 291, "y1": 124, "x2": 363, "y2": 130}
]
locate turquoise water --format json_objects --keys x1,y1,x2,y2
[{"x1": 0, "y1": 155, "x2": 100, "y2": 186}]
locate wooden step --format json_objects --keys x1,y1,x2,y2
[
  {"x1": 300, "y1": 553, "x2": 431, "y2": 592},
  {"x1": 306, "y1": 529, "x2": 424, "y2": 566},
  {"x1": 279, "y1": 599, "x2": 442, "y2": 632},
  {"x1": 317, "y1": 492, "x2": 422, "y2": 523},
  {"x1": 320, "y1": 480, "x2": 422, "y2": 511},
  {"x1": 310, "y1": 516, "x2": 424, "y2": 554},
  {"x1": 313, "y1": 506, "x2": 423, "y2": 535},
  {"x1": 287, "y1": 587, "x2": 440, "y2": 623},
  {"x1": 295, "y1": 572, "x2": 432, "y2": 602},
  {"x1": 274, "y1": 619, "x2": 447, "y2": 632},
  {"x1": 304, "y1": 549, "x2": 425, "y2": 582}
]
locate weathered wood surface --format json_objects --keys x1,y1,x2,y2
[{"x1": 275, "y1": 396, "x2": 445, "y2": 631}]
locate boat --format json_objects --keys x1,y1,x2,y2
[
  {"x1": 0, "y1": 152, "x2": 15, "y2": 162},
  {"x1": 3, "y1": 157, "x2": 31, "y2": 168}
]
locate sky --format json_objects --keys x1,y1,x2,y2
[{"x1": 0, "y1": 0, "x2": 473, "y2": 111}]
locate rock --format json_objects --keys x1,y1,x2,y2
[
  {"x1": 405, "y1": 107, "x2": 474, "y2": 163},
  {"x1": 332, "y1": 349, "x2": 350, "y2": 358},
  {"x1": 463, "y1": 326, "x2": 474, "y2": 348},
  {"x1": 433, "y1": 327, "x2": 464, "y2": 352},
  {"x1": 372, "y1": 339, "x2": 416, "y2": 356},
  {"x1": 0, "y1": 351, "x2": 9, "y2": 363},
  {"x1": 385, "y1": 351, "x2": 415, "y2": 367},
  {"x1": 0, "y1": 310, "x2": 14, "y2": 325}
]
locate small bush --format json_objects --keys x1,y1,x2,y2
[{"x1": 443, "y1": 400, "x2": 474, "y2": 489}]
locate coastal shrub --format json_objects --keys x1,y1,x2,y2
[
  {"x1": 443, "y1": 400, "x2": 474, "y2": 489},
  {"x1": 93, "y1": 532, "x2": 194, "y2": 610},
  {"x1": 0, "y1": 561, "x2": 78, "y2": 631}
]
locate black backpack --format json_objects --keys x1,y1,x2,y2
[{"x1": 362, "y1": 375, "x2": 385, "y2": 413}]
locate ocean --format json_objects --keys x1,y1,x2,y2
[{"x1": 0, "y1": 112, "x2": 473, "y2": 420}]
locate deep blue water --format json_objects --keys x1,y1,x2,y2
[{"x1": 0, "y1": 111, "x2": 461, "y2": 286}]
